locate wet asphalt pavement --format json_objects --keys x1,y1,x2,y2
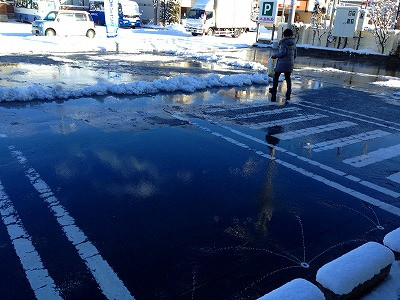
[{"x1": 0, "y1": 49, "x2": 400, "y2": 299}]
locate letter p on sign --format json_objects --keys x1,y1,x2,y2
[{"x1": 262, "y1": 2, "x2": 274, "y2": 16}]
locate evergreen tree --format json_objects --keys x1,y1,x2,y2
[
  {"x1": 159, "y1": 0, "x2": 167, "y2": 26},
  {"x1": 166, "y1": 0, "x2": 180, "y2": 24}
]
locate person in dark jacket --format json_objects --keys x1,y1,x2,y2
[{"x1": 269, "y1": 28, "x2": 297, "y2": 102}]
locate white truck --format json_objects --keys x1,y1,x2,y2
[{"x1": 185, "y1": 0, "x2": 254, "y2": 37}]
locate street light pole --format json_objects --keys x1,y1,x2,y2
[{"x1": 287, "y1": 0, "x2": 296, "y2": 28}]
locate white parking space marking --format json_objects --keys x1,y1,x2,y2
[
  {"x1": 9, "y1": 147, "x2": 135, "y2": 300},
  {"x1": 360, "y1": 181, "x2": 400, "y2": 198},
  {"x1": 274, "y1": 121, "x2": 357, "y2": 140},
  {"x1": 249, "y1": 114, "x2": 328, "y2": 129},
  {"x1": 181, "y1": 118, "x2": 400, "y2": 217},
  {"x1": 231, "y1": 107, "x2": 302, "y2": 120},
  {"x1": 205, "y1": 104, "x2": 269, "y2": 113},
  {"x1": 343, "y1": 144, "x2": 400, "y2": 168},
  {"x1": 296, "y1": 102, "x2": 400, "y2": 132},
  {"x1": 308, "y1": 130, "x2": 392, "y2": 152},
  {"x1": 388, "y1": 172, "x2": 400, "y2": 184},
  {"x1": 201, "y1": 120, "x2": 400, "y2": 199},
  {"x1": 0, "y1": 181, "x2": 62, "y2": 300},
  {"x1": 300, "y1": 100, "x2": 400, "y2": 129}
]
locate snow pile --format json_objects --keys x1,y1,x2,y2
[
  {"x1": 0, "y1": 73, "x2": 271, "y2": 102},
  {"x1": 258, "y1": 278, "x2": 324, "y2": 300},
  {"x1": 316, "y1": 242, "x2": 395, "y2": 295},
  {"x1": 372, "y1": 79, "x2": 400, "y2": 89},
  {"x1": 165, "y1": 49, "x2": 267, "y2": 71},
  {"x1": 383, "y1": 227, "x2": 400, "y2": 254}
]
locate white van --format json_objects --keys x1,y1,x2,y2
[{"x1": 32, "y1": 10, "x2": 96, "y2": 37}]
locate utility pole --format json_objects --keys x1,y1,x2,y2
[
  {"x1": 326, "y1": 0, "x2": 337, "y2": 46},
  {"x1": 328, "y1": 0, "x2": 337, "y2": 32},
  {"x1": 287, "y1": 0, "x2": 296, "y2": 28}
]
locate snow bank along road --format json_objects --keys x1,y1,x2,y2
[{"x1": 0, "y1": 82, "x2": 400, "y2": 299}]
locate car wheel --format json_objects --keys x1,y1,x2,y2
[
  {"x1": 191, "y1": 33, "x2": 198, "y2": 36},
  {"x1": 232, "y1": 29, "x2": 241, "y2": 38},
  {"x1": 45, "y1": 29, "x2": 56, "y2": 36},
  {"x1": 86, "y1": 29, "x2": 95, "y2": 38},
  {"x1": 206, "y1": 28, "x2": 214, "y2": 36}
]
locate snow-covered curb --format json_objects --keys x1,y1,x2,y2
[
  {"x1": 257, "y1": 278, "x2": 324, "y2": 300},
  {"x1": 0, "y1": 73, "x2": 271, "y2": 102},
  {"x1": 316, "y1": 242, "x2": 394, "y2": 297},
  {"x1": 384, "y1": 228, "x2": 400, "y2": 258}
]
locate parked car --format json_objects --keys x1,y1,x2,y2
[{"x1": 32, "y1": 10, "x2": 96, "y2": 38}]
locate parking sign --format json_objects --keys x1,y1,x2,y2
[{"x1": 258, "y1": 0, "x2": 278, "y2": 24}]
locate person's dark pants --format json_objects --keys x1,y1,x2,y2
[{"x1": 271, "y1": 72, "x2": 292, "y2": 99}]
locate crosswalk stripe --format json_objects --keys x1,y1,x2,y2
[
  {"x1": 249, "y1": 114, "x2": 328, "y2": 129},
  {"x1": 343, "y1": 144, "x2": 400, "y2": 167},
  {"x1": 274, "y1": 121, "x2": 357, "y2": 140},
  {"x1": 308, "y1": 130, "x2": 392, "y2": 152},
  {"x1": 205, "y1": 104, "x2": 267, "y2": 113},
  {"x1": 0, "y1": 181, "x2": 62, "y2": 300},
  {"x1": 185, "y1": 118, "x2": 400, "y2": 217},
  {"x1": 388, "y1": 172, "x2": 400, "y2": 184},
  {"x1": 231, "y1": 107, "x2": 302, "y2": 120},
  {"x1": 9, "y1": 147, "x2": 135, "y2": 300}
]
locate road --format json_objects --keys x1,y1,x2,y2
[{"x1": 0, "y1": 50, "x2": 400, "y2": 299}]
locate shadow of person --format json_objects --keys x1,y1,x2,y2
[{"x1": 265, "y1": 125, "x2": 284, "y2": 156}]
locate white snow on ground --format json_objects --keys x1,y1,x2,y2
[
  {"x1": 316, "y1": 242, "x2": 395, "y2": 295},
  {"x1": 372, "y1": 79, "x2": 400, "y2": 88},
  {"x1": 258, "y1": 278, "x2": 325, "y2": 300},
  {"x1": 0, "y1": 20, "x2": 257, "y2": 55},
  {"x1": 0, "y1": 20, "x2": 267, "y2": 74},
  {"x1": 296, "y1": 43, "x2": 383, "y2": 56},
  {"x1": 0, "y1": 73, "x2": 271, "y2": 102}
]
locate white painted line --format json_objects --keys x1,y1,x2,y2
[
  {"x1": 206, "y1": 121, "x2": 399, "y2": 198},
  {"x1": 346, "y1": 175, "x2": 361, "y2": 182},
  {"x1": 360, "y1": 181, "x2": 400, "y2": 198},
  {"x1": 205, "y1": 104, "x2": 268, "y2": 113},
  {"x1": 231, "y1": 107, "x2": 302, "y2": 120},
  {"x1": 300, "y1": 100, "x2": 400, "y2": 129},
  {"x1": 295, "y1": 102, "x2": 400, "y2": 132},
  {"x1": 9, "y1": 147, "x2": 134, "y2": 300},
  {"x1": 0, "y1": 181, "x2": 62, "y2": 300},
  {"x1": 249, "y1": 114, "x2": 328, "y2": 129},
  {"x1": 343, "y1": 144, "x2": 400, "y2": 168},
  {"x1": 309, "y1": 130, "x2": 391, "y2": 152},
  {"x1": 388, "y1": 172, "x2": 400, "y2": 184},
  {"x1": 274, "y1": 121, "x2": 357, "y2": 140},
  {"x1": 188, "y1": 122, "x2": 400, "y2": 217}
]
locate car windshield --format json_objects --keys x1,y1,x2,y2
[
  {"x1": 187, "y1": 9, "x2": 204, "y2": 19},
  {"x1": 44, "y1": 11, "x2": 58, "y2": 20}
]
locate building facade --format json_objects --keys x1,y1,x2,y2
[{"x1": 136, "y1": 0, "x2": 195, "y2": 24}]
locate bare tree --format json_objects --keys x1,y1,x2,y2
[{"x1": 370, "y1": 0, "x2": 398, "y2": 54}]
